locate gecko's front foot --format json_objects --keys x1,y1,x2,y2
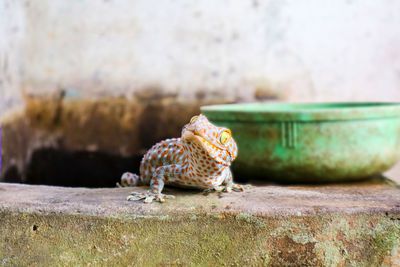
[
  {"x1": 127, "y1": 191, "x2": 175, "y2": 203},
  {"x1": 203, "y1": 183, "x2": 252, "y2": 194}
]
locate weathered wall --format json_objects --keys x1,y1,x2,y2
[
  {"x1": 0, "y1": 0, "x2": 24, "y2": 116},
  {"x1": 2, "y1": 0, "x2": 400, "y2": 114},
  {"x1": 2, "y1": 0, "x2": 400, "y2": 184}
]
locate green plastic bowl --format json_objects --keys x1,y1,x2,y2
[{"x1": 201, "y1": 103, "x2": 400, "y2": 183}]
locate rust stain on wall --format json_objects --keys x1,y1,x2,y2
[{"x1": 0, "y1": 90, "x2": 230, "y2": 186}]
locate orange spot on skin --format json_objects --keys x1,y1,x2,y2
[{"x1": 208, "y1": 181, "x2": 212, "y2": 185}]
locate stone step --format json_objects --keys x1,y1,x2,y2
[{"x1": 0, "y1": 179, "x2": 399, "y2": 266}]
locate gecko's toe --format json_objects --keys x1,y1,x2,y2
[
  {"x1": 156, "y1": 196, "x2": 165, "y2": 203},
  {"x1": 127, "y1": 191, "x2": 174, "y2": 203},
  {"x1": 226, "y1": 183, "x2": 252, "y2": 192},
  {"x1": 127, "y1": 194, "x2": 145, "y2": 201},
  {"x1": 127, "y1": 192, "x2": 146, "y2": 201},
  {"x1": 155, "y1": 194, "x2": 175, "y2": 202},
  {"x1": 214, "y1": 186, "x2": 225, "y2": 192},
  {"x1": 232, "y1": 185, "x2": 245, "y2": 192},
  {"x1": 144, "y1": 195, "x2": 155, "y2": 203}
]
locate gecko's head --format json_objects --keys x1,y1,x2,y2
[{"x1": 181, "y1": 114, "x2": 238, "y2": 166}]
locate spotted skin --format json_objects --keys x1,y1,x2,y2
[{"x1": 121, "y1": 114, "x2": 247, "y2": 203}]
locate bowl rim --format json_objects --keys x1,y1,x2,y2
[{"x1": 200, "y1": 102, "x2": 400, "y2": 122}]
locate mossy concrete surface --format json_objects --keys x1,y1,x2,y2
[{"x1": 1, "y1": 180, "x2": 400, "y2": 266}]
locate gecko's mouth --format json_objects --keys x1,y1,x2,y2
[
  {"x1": 182, "y1": 130, "x2": 230, "y2": 166},
  {"x1": 182, "y1": 130, "x2": 220, "y2": 149},
  {"x1": 181, "y1": 130, "x2": 207, "y2": 147}
]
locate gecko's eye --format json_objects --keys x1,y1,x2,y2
[
  {"x1": 189, "y1": 115, "x2": 199, "y2": 124},
  {"x1": 219, "y1": 130, "x2": 231, "y2": 145}
]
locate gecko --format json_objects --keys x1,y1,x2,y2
[{"x1": 120, "y1": 114, "x2": 249, "y2": 203}]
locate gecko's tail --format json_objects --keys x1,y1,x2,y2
[{"x1": 119, "y1": 172, "x2": 140, "y2": 187}]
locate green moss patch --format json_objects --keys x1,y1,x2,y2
[{"x1": 0, "y1": 211, "x2": 399, "y2": 266}]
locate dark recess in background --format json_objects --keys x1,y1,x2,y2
[
  {"x1": 2, "y1": 148, "x2": 250, "y2": 187},
  {"x1": 3, "y1": 149, "x2": 142, "y2": 188}
]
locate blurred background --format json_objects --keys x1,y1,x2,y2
[{"x1": 1, "y1": 0, "x2": 400, "y2": 187}]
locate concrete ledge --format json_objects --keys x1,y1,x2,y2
[{"x1": 1, "y1": 180, "x2": 400, "y2": 265}]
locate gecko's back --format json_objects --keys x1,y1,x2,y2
[{"x1": 139, "y1": 138, "x2": 186, "y2": 184}]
